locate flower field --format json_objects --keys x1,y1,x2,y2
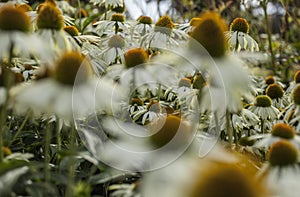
[{"x1": 0, "y1": 0, "x2": 300, "y2": 196}]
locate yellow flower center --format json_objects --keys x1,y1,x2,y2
[
  {"x1": 124, "y1": 48, "x2": 148, "y2": 69},
  {"x1": 130, "y1": 97, "x2": 144, "y2": 106},
  {"x1": 37, "y1": 4, "x2": 64, "y2": 30},
  {"x1": 149, "y1": 115, "x2": 188, "y2": 148},
  {"x1": 108, "y1": 34, "x2": 125, "y2": 48},
  {"x1": 137, "y1": 15, "x2": 153, "y2": 25},
  {"x1": 54, "y1": 52, "x2": 93, "y2": 85},
  {"x1": 266, "y1": 84, "x2": 284, "y2": 99},
  {"x1": 294, "y1": 70, "x2": 300, "y2": 83},
  {"x1": 0, "y1": 5, "x2": 31, "y2": 32},
  {"x1": 16, "y1": 4, "x2": 33, "y2": 12},
  {"x1": 64, "y1": 26, "x2": 79, "y2": 36},
  {"x1": 178, "y1": 78, "x2": 191, "y2": 87},
  {"x1": 190, "y1": 11, "x2": 227, "y2": 58},
  {"x1": 154, "y1": 15, "x2": 174, "y2": 35},
  {"x1": 111, "y1": 3, "x2": 126, "y2": 13},
  {"x1": 255, "y1": 95, "x2": 272, "y2": 107},
  {"x1": 146, "y1": 100, "x2": 161, "y2": 113},
  {"x1": 190, "y1": 164, "x2": 264, "y2": 197},
  {"x1": 192, "y1": 72, "x2": 206, "y2": 89},
  {"x1": 110, "y1": 13, "x2": 125, "y2": 22},
  {"x1": 265, "y1": 76, "x2": 275, "y2": 85},
  {"x1": 292, "y1": 84, "x2": 300, "y2": 105},
  {"x1": 230, "y1": 17, "x2": 249, "y2": 34},
  {"x1": 268, "y1": 140, "x2": 298, "y2": 167},
  {"x1": 75, "y1": 8, "x2": 88, "y2": 19},
  {"x1": 189, "y1": 17, "x2": 202, "y2": 27},
  {"x1": 271, "y1": 123, "x2": 295, "y2": 139}
]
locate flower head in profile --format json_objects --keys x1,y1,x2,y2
[
  {"x1": 94, "y1": 12, "x2": 130, "y2": 36},
  {"x1": 0, "y1": 4, "x2": 31, "y2": 32},
  {"x1": 124, "y1": 48, "x2": 148, "y2": 69},
  {"x1": 16, "y1": 4, "x2": 33, "y2": 12},
  {"x1": 260, "y1": 139, "x2": 300, "y2": 197},
  {"x1": 190, "y1": 11, "x2": 227, "y2": 58},
  {"x1": 133, "y1": 15, "x2": 153, "y2": 37},
  {"x1": 36, "y1": 3, "x2": 64, "y2": 30},
  {"x1": 111, "y1": 2, "x2": 126, "y2": 13},
  {"x1": 0, "y1": 4, "x2": 49, "y2": 60},
  {"x1": 99, "y1": 34, "x2": 126, "y2": 65},
  {"x1": 248, "y1": 95, "x2": 279, "y2": 120},
  {"x1": 154, "y1": 15, "x2": 175, "y2": 36},
  {"x1": 254, "y1": 122, "x2": 300, "y2": 149},
  {"x1": 64, "y1": 25, "x2": 79, "y2": 36},
  {"x1": 35, "y1": 3, "x2": 73, "y2": 57},
  {"x1": 11, "y1": 51, "x2": 123, "y2": 122},
  {"x1": 140, "y1": 15, "x2": 188, "y2": 48},
  {"x1": 54, "y1": 52, "x2": 92, "y2": 86},
  {"x1": 265, "y1": 83, "x2": 288, "y2": 108},
  {"x1": 268, "y1": 140, "x2": 298, "y2": 167},
  {"x1": 189, "y1": 164, "x2": 266, "y2": 197},
  {"x1": 149, "y1": 115, "x2": 190, "y2": 148},
  {"x1": 294, "y1": 70, "x2": 300, "y2": 84},
  {"x1": 89, "y1": 0, "x2": 124, "y2": 8},
  {"x1": 225, "y1": 17, "x2": 259, "y2": 52}
]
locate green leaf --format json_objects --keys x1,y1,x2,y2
[
  {"x1": 81, "y1": 13, "x2": 102, "y2": 33},
  {"x1": 0, "y1": 166, "x2": 29, "y2": 196}
]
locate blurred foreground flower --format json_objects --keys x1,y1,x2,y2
[
  {"x1": 259, "y1": 140, "x2": 300, "y2": 197},
  {"x1": 142, "y1": 141, "x2": 268, "y2": 197},
  {"x1": 11, "y1": 51, "x2": 123, "y2": 123},
  {"x1": 0, "y1": 4, "x2": 49, "y2": 61}
]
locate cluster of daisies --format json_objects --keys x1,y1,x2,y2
[{"x1": 0, "y1": 0, "x2": 300, "y2": 196}]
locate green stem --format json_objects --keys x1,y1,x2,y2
[
  {"x1": 226, "y1": 111, "x2": 233, "y2": 147},
  {"x1": 115, "y1": 22, "x2": 119, "y2": 34},
  {"x1": 0, "y1": 41, "x2": 15, "y2": 162},
  {"x1": 157, "y1": 84, "x2": 162, "y2": 101},
  {"x1": 44, "y1": 121, "x2": 53, "y2": 184},
  {"x1": 262, "y1": 2, "x2": 276, "y2": 71},
  {"x1": 261, "y1": 118, "x2": 264, "y2": 134},
  {"x1": 56, "y1": 118, "x2": 62, "y2": 153},
  {"x1": 10, "y1": 110, "x2": 31, "y2": 146},
  {"x1": 235, "y1": 31, "x2": 239, "y2": 51},
  {"x1": 77, "y1": 0, "x2": 82, "y2": 32},
  {"x1": 66, "y1": 124, "x2": 76, "y2": 197}
]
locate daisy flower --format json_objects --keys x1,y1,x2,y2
[
  {"x1": 0, "y1": 4, "x2": 49, "y2": 61},
  {"x1": 94, "y1": 13, "x2": 130, "y2": 36},
  {"x1": 99, "y1": 34, "x2": 126, "y2": 65},
  {"x1": 254, "y1": 122, "x2": 300, "y2": 149},
  {"x1": 231, "y1": 108, "x2": 260, "y2": 134},
  {"x1": 265, "y1": 83, "x2": 289, "y2": 109},
  {"x1": 140, "y1": 15, "x2": 188, "y2": 49},
  {"x1": 177, "y1": 17, "x2": 202, "y2": 34},
  {"x1": 106, "y1": 47, "x2": 176, "y2": 96},
  {"x1": 187, "y1": 11, "x2": 254, "y2": 116},
  {"x1": 248, "y1": 95, "x2": 280, "y2": 133},
  {"x1": 89, "y1": 0, "x2": 124, "y2": 8},
  {"x1": 285, "y1": 84, "x2": 300, "y2": 131},
  {"x1": 129, "y1": 100, "x2": 166, "y2": 125},
  {"x1": 63, "y1": 25, "x2": 101, "y2": 50},
  {"x1": 11, "y1": 51, "x2": 123, "y2": 123},
  {"x1": 142, "y1": 146, "x2": 268, "y2": 197},
  {"x1": 285, "y1": 70, "x2": 300, "y2": 96},
  {"x1": 225, "y1": 17, "x2": 259, "y2": 52},
  {"x1": 259, "y1": 140, "x2": 300, "y2": 197},
  {"x1": 249, "y1": 95, "x2": 279, "y2": 121},
  {"x1": 132, "y1": 15, "x2": 153, "y2": 37},
  {"x1": 35, "y1": 3, "x2": 73, "y2": 58}
]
